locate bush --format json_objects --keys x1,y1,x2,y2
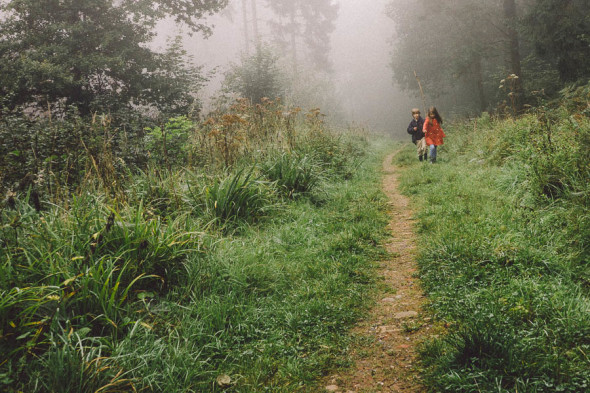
[
  {"x1": 145, "y1": 116, "x2": 193, "y2": 168},
  {"x1": 0, "y1": 109, "x2": 151, "y2": 197},
  {"x1": 222, "y1": 45, "x2": 284, "y2": 104}
]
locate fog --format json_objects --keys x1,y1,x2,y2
[
  {"x1": 154, "y1": 0, "x2": 415, "y2": 138},
  {"x1": 331, "y1": 0, "x2": 412, "y2": 135}
]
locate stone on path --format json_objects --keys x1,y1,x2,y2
[
  {"x1": 394, "y1": 311, "x2": 418, "y2": 319},
  {"x1": 376, "y1": 325, "x2": 400, "y2": 334},
  {"x1": 325, "y1": 385, "x2": 339, "y2": 392}
]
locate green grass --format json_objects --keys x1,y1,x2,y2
[
  {"x1": 0, "y1": 133, "x2": 395, "y2": 392},
  {"x1": 396, "y1": 104, "x2": 590, "y2": 392},
  {"x1": 260, "y1": 151, "x2": 322, "y2": 198},
  {"x1": 108, "y1": 138, "x2": 393, "y2": 392}
]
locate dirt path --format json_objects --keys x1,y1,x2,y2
[{"x1": 323, "y1": 151, "x2": 431, "y2": 393}]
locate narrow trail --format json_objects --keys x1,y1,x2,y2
[{"x1": 323, "y1": 151, "x2": 431, "y2": 393}]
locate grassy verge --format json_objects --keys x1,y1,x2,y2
[
  {"x1": 396, "y1": 99, "x2": 590, "y2": 392},
  {"x1": 1, "y1": 131, "x2": 395, "y2": 392},
  {"x1": 111, "y1": 137, "x2": 393, "y2": 392}
]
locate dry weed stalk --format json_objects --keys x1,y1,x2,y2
[{"x1": 192, "y1": 98, "x2": 309, "y2": 169}]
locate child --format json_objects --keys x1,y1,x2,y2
[
  {"x1": 423, "y1": 106, "x2": 446, "y2": 163},
  {"x1": 407, "y1": 108, "x2": 427, "y2": 161}
]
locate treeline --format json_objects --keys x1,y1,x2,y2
[
  {"x1": 388, "y1": 0, "x2": 590, "y2": 115},
  {"x1": 0, "y1": 0, "x2": 346, "y2": 197},
  {"x1": 0, "y1": 0, "x2": 228, "y2": 117},
  {"x1": 224, "y1": 0, "x2": 342, "y2": 117},
  {"x1": 0, "y1": 0, "x2": 226, "y2": 195},
  {"x1": 240, "y1": 0, "x2": 339, "y2": 73}
]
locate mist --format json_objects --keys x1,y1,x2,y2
[
  {"x1": 331, "y1": 0, "x2": 412, "y2": 135},
  {"x1": 153, "y1": 0, "x2": 415, "y2": 138}
]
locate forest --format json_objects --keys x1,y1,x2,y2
[{"x1": 0, "y1": 0, "x2": 588, "y2": 392}]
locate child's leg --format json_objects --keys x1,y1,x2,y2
[
  {"x1": 416, "y1": 139, "x2": 422, "y2": 160},
  {"x1": 417, "y1": 138, "x2": 427, "y2": 161},
  {"x1": 429, "y1": 145, "x2": 437, "y2": 162}
]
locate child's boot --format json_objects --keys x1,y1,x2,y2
[
  {"x1": 423, "y1": 153, "x2": 427, "y2": 162},
  {"x1": 419, "y1": 155, "x2": 423, "y2": 161}
]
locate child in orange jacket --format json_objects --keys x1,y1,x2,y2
[{"x1": 423, "y1": 106, "x2": 446, "y2": 163}]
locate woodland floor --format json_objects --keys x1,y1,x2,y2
[{"x1": 322, "y1": 151, "x2": 432, "y2": 393}]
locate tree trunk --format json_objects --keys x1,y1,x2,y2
[
  {"x1": 503, "y1": 0, "x2": 523, "y2": 114},
  {"x1": 473, "y1": 54, "x2": 487, "y2": 114},
  {"x1": 251, "y1": 0, "x2": 260, "y2": 47},
  {"x1": 242, "y1": 0, "x2": 250, "y2": 54},
  {"x1": 290, "y1": 7, "x2": 299, "y2": 77}
]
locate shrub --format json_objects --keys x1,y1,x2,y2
[
  {"x1": 145, "y1": 116, "x2": 193, "y2": 168},
  {"x1": 222, "y1": 45, "x2": 284, "y2": 104}
]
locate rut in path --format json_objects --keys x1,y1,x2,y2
[{"x1": 324, "y1": 151, "x2": 431, "y2": 393}]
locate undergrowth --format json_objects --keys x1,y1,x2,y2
[{"x1": 0, "y1": 101, "x2": 392, "y2": 392}]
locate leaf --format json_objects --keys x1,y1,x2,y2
[
  {"x1": 216, "y1": 374, "x2": 232, "y2": 387},
  {"x1": 16, "y1": 331, "x2": 32, "y2": 340},
  {"x1": 140, "y1": 322, "x2": 153, "y2": 331},
  {"x1": 76, "y1": 327, "x2": 92, "y2": 338},
  {"x1": 137, "y1": 291, "x2": 154, "y2": 300},
  {"x1": 62, "y1": 275, "x2": 80, "y2": 286}
]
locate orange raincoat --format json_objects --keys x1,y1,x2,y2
[{"x1": 423, "y1": 117, "x2": 446, "y2": 146}]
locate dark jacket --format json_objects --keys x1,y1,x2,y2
[{"x1": 407, "y1": 116, "x2": 425, "y2": 144}]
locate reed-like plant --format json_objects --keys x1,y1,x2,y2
[
  {"x1": 260, "y1": 151, "x2": 321, "y2": 198},
  {"x1": 32, "y1": 326, "x2": 134, "y2": 393},
  {"x1": 203, "y1": 167, "x2": 274, "y2": 227}
]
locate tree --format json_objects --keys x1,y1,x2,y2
[
  {"x1": 503, "y1": 0, "x2": 524, "y2": 113},
  {"x1": 223, "y1": 45, "x2": 284, "y2": 104},
  {"x1": 0, "y1": 0, "x2": 227, "y2": 116},
  {"x1": 388, "y1": 0, "x2": 497, "y2": 112},
  {"x1": 521, "y1": 0, "x2": 590, "y2": 83},
  {"x1": 266, "y1": 0, "x2": 338, "y2": 73},
  {"x1": 387, "y1": 0, "x2": 528, "y2": 114}
]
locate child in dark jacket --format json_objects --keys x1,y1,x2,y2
[{"x1": 407, "y1": 108, "x2": 427, "y2": 161}]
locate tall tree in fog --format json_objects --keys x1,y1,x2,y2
[
  {"x1": 242, "y1": 0, "x2": 251, "y2": 54},
  {"x1": 388, "y1": 0, "x2": 530, "y2": 114},
  {"x1": 0, "y1": 0, "x2": 227, "y2": 116},
  {"x1": 251, "y1": 0, "x2": 261, "y2": 46},
  {"x1": 266, "y1": 0, "x2": 338, "y2": 73},
  {"x1": 521, "y1": 0, "x2": 590, "y2": 83},
  {"x1": 389, "y1": 0, "x2": 496, "y2": 112},
  {"x1": 503, "y1": 0, "x2": 523, "y2": 112},
  {"x1": 241, "y1": 0, "x2": 261, "y2": 54},
  {"x1": 267, "y1": 0, "x2": 301, "y2": 74}
]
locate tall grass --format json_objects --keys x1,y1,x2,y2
[
  {"x1": 260, "y1": 151, "x2": 321, "y2": 198},
  {"x1": 397, "y1": 87, "x2": 590, "y2": 392},
  {"x1": 203, "y1": 167, "x2": 274, "y2": 227},
  {"x1": 1, "y1": 98, "x2": 392, "y2": 392}
]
